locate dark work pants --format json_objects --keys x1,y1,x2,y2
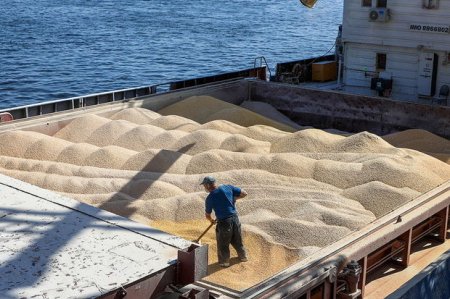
[{"x1": 216, "y1": 214, "x2": 247, "y2": 264}]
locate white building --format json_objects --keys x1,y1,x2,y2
[{"x1": 341, "y1": 0, "x2": 450, "y2": 104}]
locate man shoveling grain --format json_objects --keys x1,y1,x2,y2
[{"x1": 201, "y1": 175, "x2": 248, "y2": 267}]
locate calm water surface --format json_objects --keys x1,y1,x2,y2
[{"x1": 0, "y1": 0, "x2": 343, "y2": 109}]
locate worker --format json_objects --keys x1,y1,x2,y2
[{"x1": 201, "y1": 175, "x2": 248, "y2": 268}]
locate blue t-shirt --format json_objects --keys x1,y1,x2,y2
[{"x1": 205, "y1": 184, "x2": 241, "y2": 220}]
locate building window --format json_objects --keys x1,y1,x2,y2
[
  {"x1": 377, "y1": 0, "x2": 387, "y2": 7},
  {"x1": 362, "y1": 0, "x2": 372, "y2": 7},
  {"x1": 376, "y1": 53, "x2": 387, "y2": 70}
]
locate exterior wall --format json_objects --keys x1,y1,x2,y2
[{"x1": 341, "y1": 0, "x2": 450, "y2": 103}]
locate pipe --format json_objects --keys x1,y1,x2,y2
[{"x1": 337, "y1": 54, "x2": 342, "y2": 89}]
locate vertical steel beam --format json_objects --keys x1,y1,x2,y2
[
  {"x1": 326, "y1": 279, "x2": 337, "y2": 299},
  {"x1": 310, "y1": 284, "x2": 324, "y2": 299},
  {"x1": 399, "y1": 229, "x2": 412, "y2": 267},
  {"x1": 358, "y1": 256, "x2": 367, "y2": 298},
  {"x1": 437, "y1": 206, "x2": 449, "y2": 242},
  {"x1": 306, "y1": 290, "x2": 311, "y2": 299},
  {"x1": 323, "y1": 283, "x2": 330, "y2": 299}
]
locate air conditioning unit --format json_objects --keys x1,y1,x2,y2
[
  {"x1": 369, "y1": 8, "x2": 391, "y2": 22},
  {"x1": 423, "y1": 0, "x2": 439, "y2": 9}
]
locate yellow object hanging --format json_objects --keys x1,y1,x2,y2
[{"x1": 299, "y1": 0, "x2": 318, "y2": 8}]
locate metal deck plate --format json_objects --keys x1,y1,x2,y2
[{"x1": 0, "y1": 174, "x2": 191, "y2": 299}]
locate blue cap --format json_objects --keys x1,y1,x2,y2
[{"x1": 200, "y1": 176, "x2": 216, "y2": 185}]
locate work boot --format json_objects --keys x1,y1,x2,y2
[
  {"x1": 239, "y1": 257, "x2": 248, "y2": 262},
  {"x1": 219, "y1": 262, "x2": 230, "y2": 268}
]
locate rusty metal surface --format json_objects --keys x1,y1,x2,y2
[
  {"x1": 249, "y1": 80, "x2": 450, "y2": 138},
  {"x1": 0, "y1": 174, "x2": 191, "y2": 298},
  {"x1": 178, "y1": 244, "x2": 209, "y2": 285},
  {"x1": 99, "y1": 267, "x2": 177, "y2": 299}
]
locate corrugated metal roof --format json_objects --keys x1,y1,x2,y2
[{"x1": 0, "y1": 174, "x2": 191, "y2": 299}]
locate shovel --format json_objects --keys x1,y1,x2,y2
[{"x1": 193, "y1": 222, "x2": 215, "y2": 244}]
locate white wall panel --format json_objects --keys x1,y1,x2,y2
[
  {"x1": 343, "y1": 0, "x2": 450, "y2": 51},
  {"x1": 341, "y1": 3, "x2": 450, "y2": 103}
]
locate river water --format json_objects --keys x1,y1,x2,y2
[{"x1": 0, "y1": 0, "x2": 343, "y2": 109}]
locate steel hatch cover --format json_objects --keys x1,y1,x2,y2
[{"x1": 0, "y1": 174, "x2": 191, "y2": 299}]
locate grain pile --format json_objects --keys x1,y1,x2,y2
[
  {"x1": 158, "y1": 95, "x2": 296, "y2": 132},
  {"x1": 383, "y1": 129, "x2": 450, "y2": 164},
  {"x1": 240, "y1": 100, "x2": 303, "y2": 130},
  {"x1": 0, "y1": 97, "x2": 449, "y2": 291}
]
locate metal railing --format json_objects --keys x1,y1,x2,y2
[
  {"x1": 254, "y1": 56, "x2": 272, "y2": 79},
  {"x1": 0, "y1": 85, "x2": 156, "y2": 121},
  {"x1": 0, "y1": 66, "x2": 266, "y2": 122}
]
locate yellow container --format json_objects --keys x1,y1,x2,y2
[{"x1": 312, "y1": 61, "x2": 337, "y2": 82}]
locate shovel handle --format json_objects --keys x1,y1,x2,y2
[{"x1": 194, "y1": 221, "x2": 215, "y2": 243}]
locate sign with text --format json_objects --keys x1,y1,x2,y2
[{"x1": 409, "y1": 24, "x2": 449, "y2": 34}]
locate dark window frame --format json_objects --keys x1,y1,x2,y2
[
  {"x1": 362, "y1": 0, "x2": 372, "y2": 7},
  {"x1": 376, "y1": 0, "x2": 387, "y2": 8}
]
